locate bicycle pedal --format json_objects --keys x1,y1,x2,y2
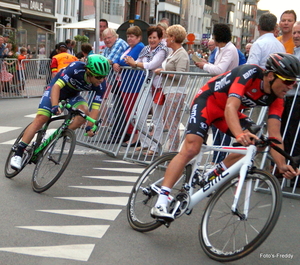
[{"x1": 157, "y1": 219, "x2": 172, "y2": 228}]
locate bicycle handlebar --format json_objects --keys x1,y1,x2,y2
[
  {"x1": 232, "y1": 125, "x2": 300, "y2": 170},
  {"x1": 59, "y1": 100, "x2": 101, "y2": 136}
]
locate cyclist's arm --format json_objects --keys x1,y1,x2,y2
[
  {"x1": 224, "y1": 97, "x2": 257, "y2": 145},
  {"x1": 50, "y1": 83, "x2": 61, "y2": 107},
  {"x1": 268, "y1": 118, "x2": 299, "y2": 179}
]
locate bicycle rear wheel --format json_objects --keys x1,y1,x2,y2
[
  {"x1": 127, "y1": 152, "x2": 190, "y2": 232},
  {"x1": 200, "y1": 168, "x2": 282, "y2": 262},
  {"x1": 4, "y1": 123, "x2": 34, "y2": 178},
  {"x1": 32, "y1": 129, "x2": 76, "y2": 193}
]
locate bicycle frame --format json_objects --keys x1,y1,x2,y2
[
  {"x1": 173, "y1": 144, "x2": 257, "y2": 216},
  {"x1": 30, "y1": 104, "x2": 98, "y2": 163}
]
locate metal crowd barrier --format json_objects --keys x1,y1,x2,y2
[
  {"x1": 75, "y1": 67, "x2": 150, "y2": 157},
  {"x1": 0, "y1": 58, "x2": 51, "y2": 99}
]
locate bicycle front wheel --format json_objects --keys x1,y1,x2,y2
[
  {"x1": 127, "y1": 152, "x2": 190, "y2": 232},
  {"x1": 32, "y1": 129, "x2": 76, "y2": 193},
  {"x1": 200, "y1": 168, "x2": 282, "y2": 262}
]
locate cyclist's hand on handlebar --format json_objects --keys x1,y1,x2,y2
[
  {"x1": 85, "y1": 126, "x2": 96, "y2": 137},
  {"x1": 236, "y1": 131, "x2": 259, "y2": 146},
  {"x1": 51, "y1": 105, "x2": 62, "y2": 115},
  {"x1": 278, "y1": 165, "x2": 300, "y2": 180}
]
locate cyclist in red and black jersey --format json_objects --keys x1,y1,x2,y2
[{"x1": 151, "y1": 53, "x2": 300, "y2": 220}]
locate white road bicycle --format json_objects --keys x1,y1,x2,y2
[{"x1": 127, "y1": 125, "x2": 300, "y2": 262}]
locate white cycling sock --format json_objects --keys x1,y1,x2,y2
[{"x1": 155, "y1": 186, "x2": 171, "y2": 207}]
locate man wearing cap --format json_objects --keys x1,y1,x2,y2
[{"x1": 50, "y1": 42, "x2": 78, "y2": 78}]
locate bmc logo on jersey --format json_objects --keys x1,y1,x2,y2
[
  {"x1": 243, "y1": 68, "x2": 257, "y2": 79},
  {"x1": 189, "y1": 104, "x2": 198, "y2": 123},
  {"x1": 214, "y1": 72, "x2": 231, "y2": 91},
  {"x1": 241, "y1": 96, "x2": 257, "y2": 107}
]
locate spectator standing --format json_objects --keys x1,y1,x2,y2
[
  {"x1": 247, "y1": 12, "x2": 285, "y2": 69},
  {"x1": 103, "y1": 26, "x2": 145, "y2": 144},
  {"x1": 39, "y1": 44, "x2": 46, "y2": 55},
  {"x1": 281, "y1": 21, "x2": 300, "y2": 158},
  {"x1": 50, "y1": 42, "x2": 78, "y2": 78},
  {"x1": 65, "y1": 39, "x2": 76, "y2": 56},
  {"x1": 16, "y1": 47, "x2": 28, "y2": 93},
  {"x1": 103, "y1": 28, "x2": 129, "y2": 65},
  {"x1": 95, "y1": 19, "x2": 109, "y2": 54},
  {"x1": 277, "y1": 10, "x2": 297, "y2": 54},
  {"x1": 159, "y1": 17, "x2": 170, "y2": 27},
  {"x1": 194, "y1": 23, "x2": 239, "y2": 75},
  {"x1": 125, "y1": 26, "x2": 169, "y2": 154},
  {"x1": 244, "y1": 43, "x2": 252, "y2": 61},
  {"x1": 274, "y1": 23, "x2": 280, "y2": 38},
  {"x1": 195, "y1": 23, "x2": 239, "y2": 166},
  {"x1": 3, "y1": 34, "x2": 9, "y2": 47},
  {"x1": 154, "y1": 24, "x2": 190, "y2": 152},
  {"x1": 207, "y1": 39, "x2": 217, "y2": 64}
]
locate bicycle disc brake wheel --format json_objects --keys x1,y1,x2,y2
[
  {"x1": 127, "y1": 152, "x2": 190, "y2": 232},
  {"x1": 4, "y1": 123, "x2": 33, "y2": 178},
  {"x1": 200, "y1": 168, "x2": 282, "y2": 262},
  {"x1": 32, "y1": 129, "x2": 76, "y2": 193}
]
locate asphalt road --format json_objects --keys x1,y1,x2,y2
[{"x1": 0, "y1": 97, "x2": 299, "y2": 265}]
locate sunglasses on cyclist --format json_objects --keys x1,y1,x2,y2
[
  {"x1": 93, "y1": 75, "x2": 105, "y2": 80},
  {"x1": 274, "y1": 74, "x2": 296, "y2": 86}
]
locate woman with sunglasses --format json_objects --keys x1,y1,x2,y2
[
  {"x1": 10, "y1": 54, "x2": 110, "y2": 170},
  {"x1": 151, "y1": 53, "x2": 300, "y2": 220}
]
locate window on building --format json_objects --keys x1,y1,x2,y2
[
  {"x1": 57, "y1": 0, "x2": 62, "y2": 14},
  {"x1": 64, "y1": 0, "x2": 69, "y2": 16},
  {"x1": 213, "y1": 1, "x2": 219, "y2": 13},
  {"x1": 71, "y1": 5, "x2": 76, "y2": 17}
]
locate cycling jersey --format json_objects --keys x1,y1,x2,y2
[
  {"x1": 187, "y1": 64, "x2": 284, "y2": 139},
  {"x1": 38, "y1": 61, "x2": 106, "y2": 116}
]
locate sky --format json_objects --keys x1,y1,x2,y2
[{"x1": 257, "y1": 0, "x2": 300, "y2": 21}]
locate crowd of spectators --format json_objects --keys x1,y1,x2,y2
[{"x1": 2, "y1": 11, "x2": 300, "y2": 170}]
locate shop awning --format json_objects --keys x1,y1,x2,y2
[
  {"x1": 56, "y1": 19, "x2": 120, "y2": 30},
  {"x1": 0, "y1": 2, "x2": 21, "y2": 15},
  {"x1": 19, "y1": 17, "x2": 55, "y2": 34},
  {"x1": 21, "y1": 9, "x2": 57, "y2": 22}
]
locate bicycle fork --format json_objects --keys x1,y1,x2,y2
[{"x1": 231, "y1": 145, "x2": 256, "y2": 220}]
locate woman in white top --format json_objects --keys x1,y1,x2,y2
[
  {"x1": 155, "y1": 25, "x2": 190, "y2": 152},
  {"x1": 126, "y1": 26, "x2": 169, "y2": 155}
]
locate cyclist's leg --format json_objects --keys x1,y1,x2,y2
[
  {"x1": 151, "y1": 96, "x2": 211, "y2": 219},
  {"x1": 11, "y1": 91, "x2": 51, "y2": 170},
  {"x1": 214, "y1": 113, "x2": 256, "y2": 169}
]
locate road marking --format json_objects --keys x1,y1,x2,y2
[
  {"x1": 102, "y1": 159, "x2": 134, "y2": 164},
  {"x1": 1, "y1": 140, "x2": 16, "y2": 145},
  {"x1": 93, "y1": 167, "x2": 144, "y2": 173},
  {"x1": 37, "y1": 209, "x2": 122, "y2": 220},
  {"x1": 0, "y1": 126, "x2": 21, "y2": 134},
  {"x1": 55, "y1": 196, "x2": 129, "y2": 206},
  {"x1": 17, "y1": 225, "x2": 110, "y2": 238},
  {"x1": 24, "y1": 114, "x2": 36, "y2": 118},
  {"x1": 83, "y1": 176, "x2": 138, "y2": 182},
  {"x1": 82, "y1": 176, "x2": 138, "y2": 182},
  {"x1": 69, "y1": 185, "x2": 132, "y2": 193},
  {"x1": 0, "y1": 244, "x2": 95, "y2": 261}
]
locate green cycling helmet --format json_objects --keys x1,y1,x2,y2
[{"x1": 86, "y1": 54, "x2": 110, "y2": 76}]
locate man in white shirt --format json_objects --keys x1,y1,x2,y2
[{"x1": 247, "y1": 12, "x2": 285, "y2": 69}]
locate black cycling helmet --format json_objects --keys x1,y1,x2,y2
[
  {"x1": 86, "y1": 54, "x2": 110, "y2": 76},
  {"x1": 265, "y1": 53, "x2": 300, "y2": 80}
]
